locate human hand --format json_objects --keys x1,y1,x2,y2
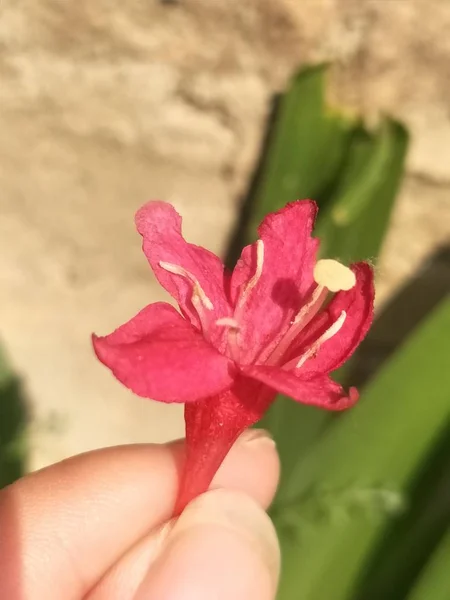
[{"x1": 0, "y1": 430, "x2": 280, "y2": 599}]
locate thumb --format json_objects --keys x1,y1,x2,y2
[{"x1": 135, "y1": 488, "x2": 280, "y2": 600}]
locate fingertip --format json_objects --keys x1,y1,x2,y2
[
  {"x1": 213, "y1": 429, "x2": 280, "y2": 510},
  {"x1": 85, "y1": 433, "x2": 279, "y2": 599},
  {"x1": 135, "y1": 488, "x2": 280, "y2": 600},
  {"x1": 174, "y1": 488, "x2": 280, "y2": 578}
]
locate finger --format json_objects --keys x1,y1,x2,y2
[
  {"x1": 87, "y1": 431, "x2": 279, "y2": 600},
  {"x1": 88, "y1": 485, "x2": 280, "y2": 600},
  {"x1": 136, "y1": 489, "x2": 280, "y2": 600},
  {"x1": 0, "y1": 430, "x2": 278, "y2": 600}
]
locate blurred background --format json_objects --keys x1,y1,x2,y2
[{"x1": 1, "y1": 1, "x2": 449, "y2": 598}]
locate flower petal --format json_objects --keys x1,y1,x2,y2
[
  {"x1": 231, "y1": 200, "x2": 319, "y2": 363},
  {"x1": 243, "y1": 365, "x2": 358, "y2": 411},
  {"x1": 290, "y1": 262, "x2": 375, "y2": 377},
  {"x1": 135, "y1": 202, "x2": 231, "y2": 340},
  {"x1": 93, "y1": 302, "x2": 234, "y2": 402}
]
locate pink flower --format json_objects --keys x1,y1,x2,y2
[{"x1": 93, "y1": 200, "x2": 374, "y2": 513}]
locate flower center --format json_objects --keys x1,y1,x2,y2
[{"x1": 159, "y1": 253, "x2": 355, "y2": 373}]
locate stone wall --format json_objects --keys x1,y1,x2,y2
[{"x1": 1, "y1": 0, "x2": 449, "y2": 469}]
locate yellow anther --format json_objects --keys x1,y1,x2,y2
[{"x1": 313, "y1": 259, "x2": 356, "y2": 293}]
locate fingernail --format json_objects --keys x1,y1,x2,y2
[
  {"x1": 166, "y1": 488, "x2": 280, "y2": 585},
  {"x1": 238, "y1": 428, "x2": 276, "y2": 447}
]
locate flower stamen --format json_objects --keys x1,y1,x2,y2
[
  {"x1": 215, "y1": 317, "x2": 241, "y2": 362},
  {"x1": 264, "y1": 260, "x2": 355, "y2": 366},
  {"x1": 236, "y1": 239, "x2": 264, "y2": 309},
  {"x1": 159, "y1": 261, "x2": 215, "y2": 336},
  {"x1": 159, "y1": 261, "x2": 214, "y2": 310},
  {"x1": 265, "y1": 284, "x2": 328, "y2": 365},
  {"x1": 293, "y1": 310, "x2": 347, "y2": 369}
]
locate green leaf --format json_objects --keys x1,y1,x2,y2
[
  {"x1": 352, "y1": 424, "x2": 450, "y2": 599},
  {"x1": 316, "y1": 118, "x2": 409, "y2": 263},
  {"x1": 273, "y1": 297, "x2": 450, "y2": 600},
  {"x1": 0, "y1": 344, "x2": 12, "y2": 386},
  {"x1": 0, "y1": 345, "x2": 28, "y2": 488},
  {"x1": 248, "y1": 64, "x2": 354, "y2": 232},
  {"x1": 406, "y1": 527, "x2": 450, "y2": 600}
]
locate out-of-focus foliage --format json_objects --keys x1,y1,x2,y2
[
  {"x1": 275, "y1": 298, "x2": 450, "y2": 600},
  {"x1": 227, "y1": 65, "x2": 450, "y2": 599},
  {"x1": 0, "y1": 344, "x2": 28, "y2": 488},
  {"x1": 407, "y1": 528, "x2": 450, "y2": 600}
]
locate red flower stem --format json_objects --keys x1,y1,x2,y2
[{"x1": 174, "y1": 391, "x2": 263, "y2": 515}]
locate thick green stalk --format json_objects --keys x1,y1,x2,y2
[
  {"x1": 406, "y1": 528, "x2": 450, "y2": 600},
  {"x1": 274, "y1": 298, "x2": 450, "y2": 600}
]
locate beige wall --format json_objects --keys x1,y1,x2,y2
[{"x1": 1, "y1": 0, "x2": 449, "y2": 469}]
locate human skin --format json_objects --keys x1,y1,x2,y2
[{"x1": 0, "y1": 430, "x2": 280, "y2": 600}]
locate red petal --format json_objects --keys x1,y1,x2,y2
[
  {"x1": 135, "y1": 202, "x2": 231, "y2": 343},
  {"x1": 243, "y1": 365, "x2": 358, "y2": 411},
  {"x1": 93, "y1": 302, "x2": 234, "y2": 402},
  {"x1": 291, "y1": 262, "x2": 374, "y2": 377},
  {"x1": 230, "y1": 201, "x2": 319, "y2": 363}
]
